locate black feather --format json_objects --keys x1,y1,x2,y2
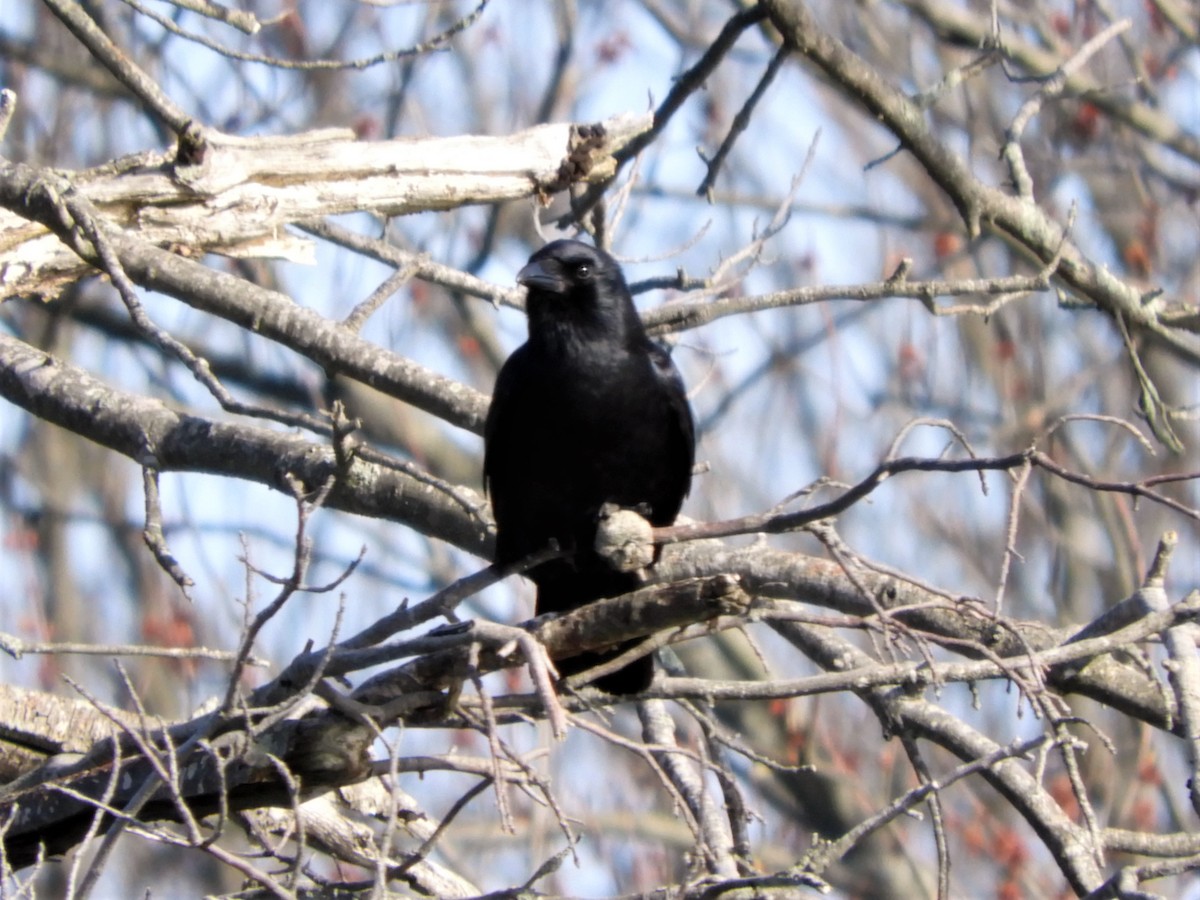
[{"x1": 484, "y1": 240, "x2": 695, "y2": 693}]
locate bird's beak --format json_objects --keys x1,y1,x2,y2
[{"x1": 517, "y1": 259, "x2": 567, "y2": 293}]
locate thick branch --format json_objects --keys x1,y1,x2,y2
[
  {"x1": 0, "y1": 706, "x2": 374, "y2": 871},
  {"x1": 0, "y1": 161, "x2": 491, "y2": 433},
  {"x1": 0, "y1": 332, "x2": 492, "y2": 556},
  {"x1": 0, "y1": 113, "x2": 651, "y2": 300}
]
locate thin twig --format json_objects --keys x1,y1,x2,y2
[
  {"x1": 801, "y1": 734, "x2": 1052, "y2": 877},
  {"x1": 992, "y1": 456, "x2": 1032, "y2": 618},
  {"x1": 1002, "y1": 19, "x2": 1133, "y2": 199},
  {"x1": 0, "y1": 633, "x2": 259, "y2": 663},
  {"x1": 559, "y1": 4, "x2": 769, "y2": 228},
  {"x1": 140, "y1": 464, "x2": 195, "y2": 598},
  {"x1": 43, "y1": 0, "x2": 194, "y2": 134},
  {"x1": 117, "y1": 0, "x2": 489, "y2": 71},
  {"x1": 697, "y1": 45, "x2": 791, "y2": 198}
]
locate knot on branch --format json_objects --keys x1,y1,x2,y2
[
  {"x1": 594, "y1": 503, "x2": 656, "y2": 574},
  {"x1": 538, "y1": 121, "x2": 610, "y2": 201},
  {"x1": 174, "y1": 120, "x2": 210, "y2": 168}
]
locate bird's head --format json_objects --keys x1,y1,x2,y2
[{"x1": 517, "y1": 240, "x2": 642, "y2": 344}]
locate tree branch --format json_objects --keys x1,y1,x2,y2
[
  {"x1": 0, "y1": 331, "x2": 492, "y2": 556},
  {"x1": 0, "y1": 113, "x2": 651, "y2": 301}
]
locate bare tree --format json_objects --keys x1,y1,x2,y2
[{"x1": 1, "y1": 1, "x2": 1197, "y2": 897}]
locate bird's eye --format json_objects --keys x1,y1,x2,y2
[{"x1": 574, "y1": 263, "x2": 592, "y2": 280}]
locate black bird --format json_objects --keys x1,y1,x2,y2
[{"x1": 484, "y1": 240, "x2": 695, "y2": 694}]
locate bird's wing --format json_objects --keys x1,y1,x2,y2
[
  {"x1": 647, "y1": 340, "x2": 696, "y2": 499},
  {"x1": 482, "y1": 344, "x2": 529, "y2": 497}
]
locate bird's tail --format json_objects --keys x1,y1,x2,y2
[
  {"x1": 536, "y1": 576, "x2": 654, "y2": 694},
  {"x1": 554, "y1": 645, "x2": 653, "y2": 695}
]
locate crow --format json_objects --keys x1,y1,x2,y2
[{"x1": 484, "y1": 240, "x2": 695, "y2": 694}]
